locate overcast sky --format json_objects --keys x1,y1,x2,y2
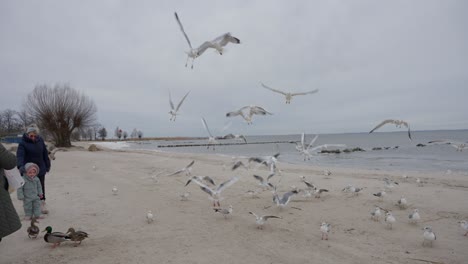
[{"x1": 1, "y1": 0, "x2": 467, "y2": 137}]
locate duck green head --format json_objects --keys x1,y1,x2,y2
[{"x1": 42, "y1": 226, "x2": 52, "y2": 233}]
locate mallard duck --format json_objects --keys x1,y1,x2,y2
[
  {"x1": 66, "y1": 227, "x2": 89, "y2": 246},
  {"x1": 27, "y1": 217, "x2": 40, "y2": 239},
  {"x1": 42, "y1": 226, "x2": 71, "y2": 248}
]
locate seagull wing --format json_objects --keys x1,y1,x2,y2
[
  {"x1": 407, "y1": 124, "x2": 412, "y2": 140},
  {"x1": 202, "y1": 176, "x2": 216, "y2": 186},
  {"x1": 212, "y1": 32, "x2": 241, "y2": 46},
  {"x1": 253, "y1": 174, "x2": 265, "y2": 184},
  {"x1": 369, "y1": 119, "x2": 396, "y2": 133},
  {"x1": 176, "y1": 91, "x2": 190, "y2": 111},
  {"x1": 185, "y1": 160, "x2": 195, "y2": 169},
  {"x1": 250, "y1": 106, "x2": 272, "y2": 116},
  {"x1": 263, "y1": 215, "x2": 281, "y2": 221},
  {"x1": 226, "y1": 109, "x2": 243, "y2": 118},
  {"x1": 169, "y1": 90, "x2": 175, "y2": 110},
  {"x1": 201, "y1": 118, "x2": 213, "y2": 138},
  {"x1": 261, "y1": 83, "x2": 287, "y2": 96},
  {"x1": 196, "y1": 41, "x2": 216, "y2": 56},
  {"x1": 174, "y1": 12, "x2": 193, "y2": 49},
  {"x1": 240, "y1": 135, "x2": 247, "y2": 143},
  {"x1": 200, "y1": 186, "x2": 215, "y2": 196},
  {"x1": 280, "y1": 191, "x2": 297, "y2": 204},
  {"x1": 306, "y1": 135, "x2": 319, "y2": 150},
  {"x1": 248, "y1": 211, "x2": 259, "y2": 219},
  {"x1": 166, "y1": 169, "x2": 184, "y2": 177},
  {"x1": 300, "y1": 133, "x2": 305, "y2": 149},
  {"x1": 216, "y1": 176, "x2": 239, "y2": 193},
  {"x1": 291, "y1": 89, "x2": 319, "y2": 96}
]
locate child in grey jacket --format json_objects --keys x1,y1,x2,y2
[{"x1": 17, "y1": 163, "x2": 44, "y2": 220}]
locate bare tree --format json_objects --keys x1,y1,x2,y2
[
  {"x1": 98, "y1": 127, "x2": 107, "y2": 140},
  {"x1": 115, "y1": 126, "x2": 122, "y2": 140},
  {"x1": 0, "y1": 109, "x2": 22, "y2": 136},
  {"x1": 25, "y1": 84, "x2": 97, "y2": 147},
  {"x1": 17, "y1": 109, "x2": 34, "y2": 131}
]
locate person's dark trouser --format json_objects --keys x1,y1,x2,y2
[{"x1": 37, "y1": 173, "x2": 46, "y2": 201}]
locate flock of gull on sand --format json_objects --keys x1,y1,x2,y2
[{"x1": 29, "y1": 11, "x2": 467, "y2": 250}]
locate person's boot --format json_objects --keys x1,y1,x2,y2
[{"x1": 41, "y1": 201, "x2": 49, "y2": 214}]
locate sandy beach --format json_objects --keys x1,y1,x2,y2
[{"x1": 1, "y1": 143, "x2": 467, "y2": 264}]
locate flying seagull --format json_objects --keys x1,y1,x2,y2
[
  {"x1": 223, "y1": 133, "x2": 248, "y2": 143},
  {"x1": 297, "y1": 134, "x2": 346, "y2": 160},
  {"x1": 427, "y1": 140, "x2": 468, "y2": 152},
  {"x1": 189, "y1": 175, "x2": 239, "y2": 207},
  {"x1": 201, "y1": 118, "x2": 218, "y2": 150},
  {"x1": 226, "y1": 105, "x2": 272, "y2": 125},
  {"x1": 272, "y1": 188, "x2": 299, "y2": 209},
  {"x1": 369, "y1": 119, "x2": 412, "y2": 140},
  {"x1": 174, "y1": 12, "x2": 240, "y2": 69},
  {"x1": 253, "y1": 174, "x2": 275, "y2": 190},
  {"x1": 260, "y1": 82, "x2": 318, "y2": 104},
  {"x1": 166, "y1": 160, "x2": 195, "y2": 177},
  {"x1": 169, "y1": 90, "x2": 190, "y2": 121}
]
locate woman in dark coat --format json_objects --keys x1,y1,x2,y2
[
  {"x1": 16, "y1": 127, "x2": 51, "y2": 214},
  {"x1": 0, "y1": 143, "x2": 22, "y2": 242}
]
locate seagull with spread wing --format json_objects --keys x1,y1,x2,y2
[
  {"x1": 226, "y1": 105, "x2": 272, "y2": 125},
  {"x1": 249, "y1": 212, "x2": 281, "y2": 229},
  {"x1": 188, "y1": 175, "x2": 239, "y2": 207},
  {"x1": 166, "y1": 160, "x2": 195, "y2": 177},
  {"x1": 201, "y1": 118, "x2": 218, "y2": 150},
  {"x1": 369, "y1": 119, "x2": 412, "y2": 140},
  {"x1": 297, "y1": 133, "x2": 346, "y2": 160},
  {"x1": 427, "y1": 140, "x2": 468, "y2": 152},
  {"x1": 174, "y1": 12, "x2": 240, "y2": 69},
  {"x1": 261, "y1": 82, "x2": 319, "y2": 104},
  {"x1": 169, "y1": 90, "x2": 190, "y2": 121}
]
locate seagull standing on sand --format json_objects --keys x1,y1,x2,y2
[
  {"x1": 146, "y1": 211, "x2": 154, "y2": 223},
  {"x1": 168, "y1": 90, "x2": 190, "y2": 121},
  {"x1": 214, "y1": 205, "x2": 233, "y2": 219},
  {"x1": 201, "y1": 118, "x2": 218, "y2": 150},
  {"x1": 112, "y1": 186, "x2": 118, "y2": 195},
  {"x1": 189, "y1": 176, "x2": 239, "y2": 207},
  {"x1": 409, "y1": 209, "x2": 420, "y2": 224},
  {"x1": 179, "y1": 191, "x2": 190, "y2": 201},
  {"x1": 422, "y1": 226, "x2": 436, "y2": 247},
  {"x1": 369, "y1": 119, "x2": 412, "y2": 140},
  {"x1": 385, "y1": 212, "x2": 396, "y2": 229},
  {"x1": 260, "y1": 82, "x2": 319, "y2": 104},
  {"x1": 249, "y1": 212, "x2": 281, "y2": 229},
  {"x1": 383, "y1": 178, "x2": 399, "y2": 192},
  {"x1": 373, "y1": 191, "x2": 386, "y2": 201},
  {"x1": 320, "y1": 222, "x2": 331, "y2": 240},
  {"x1": 226, "y1": 105, "x2": 272, "y2": 125},
  {"x1": 166, "y1": 160, "x2": 195, "y2": 177},
  {"x1": 174, "y1": 12, "x2": 241, "y2": 69},
  {"x1": 371, "y1": 207, "x2": 382, "y2": 221},
  {"x1": 458, "y1": 220, "x2": 468, "y2": 236},
  {"x1": 416, "y1": 178, "x2": 424, "y2": 187},
  {"x1": 397, "y1": 196, "x2": 408, "y2": 209}
]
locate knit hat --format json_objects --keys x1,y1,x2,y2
[
  {"x1": 24, "y1": 163, "x2": 40, "y2": 175},
  {"x1": 26, "y1": 127, "x2": 37, "y2": 134}
]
